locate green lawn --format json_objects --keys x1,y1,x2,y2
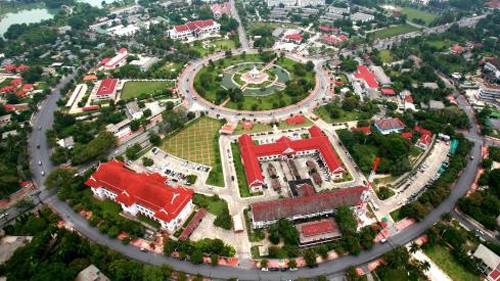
[
  {"x1": 231, "y1": 143, "x2": 262, "y2": 198},
  {"x1": 137, "y1": 215, "x2": 161, "y2": 229},
  {"x1": 390, "y1": 208, "x2": 404, "y2": 221},
  {"x1": 379, "y1": 50, "x2": 393, "y2": 63},
  {"x1": 192, "y1": 39, "x2": 236, "y2": 56},
  {"x1": 424, "y1": 245, "x2": 481, "y2": 281},
  {"x1": 401, "y1": 7, "x2": 438, "y2": 26},
  {"x1": 101, "y1": 200, "x2": 122, "y2": 217},
  {"x1": 314, "y1": 106, "x2": 360, "y2": 123},
  {"x1": 121, "y1": 81, "x2": 169, "y2": 100},
  {"x1": 192, "y1": 193, "x2": 227, "y2": 216},
  {"x1": 162, "y1": 117, "x2": 224, "y2": 187},
  {"x1": 371, "y1": 24, "x2": 420, "y2": 39}
]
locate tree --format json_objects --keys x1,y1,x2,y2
[
  {"x1": 260, "y1": 259, "x2": 269, "y2": 268},
  {"x1": 409, "y1": 242, "x2": 420, "y2": 254},
  {"x1": 149, "y1": 133, "x2": 161, "y2": 146},
  {"x1": 142, "y1": 265, "x2": 163, "y2": 281},
  {"x1": 126, "y1": 143, "x2": 142, "y2": 160},
  {"x1": 303, "y1": 249, "x2": 317, "y2": 267},
  {"x1": 45, "y1": 168, "x2": 77, "y2": 190},
  {"x1": 130, "y1": 119, "x2": 141, "y2": 131},
  {"x1": 288, "y1": 259, "x2": 297, "y2": 268},
  {"x1": 142, "y1": 157, "x2": 154, "y2": 166},
  {"x1": 278, "y1": 219, "x2": 299, "y2": 245}
]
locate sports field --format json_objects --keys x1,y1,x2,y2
[
  {"x1": 371, "y1": 24, "x2": 420, "y2": 39},
  {"x1": 121, "y1": 81, "x2": 168, "y2": 100},
  {"x1": 162, "y1": 117, "x2": 221, "y2": 167},
  {"x1": 401, "y1": 7, "x2": 438, "y2": 26}
]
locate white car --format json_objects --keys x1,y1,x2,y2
[{"x1": 261, "y1": 267, "x2": 269, "y2": 272}]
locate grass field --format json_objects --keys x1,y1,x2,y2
[
  {"x1": 314, "y1": 106, "x2": 360, "y2": 123},
  {"x1": 121, "y1": 81, "x2": 169, "y2": 100},
  {"x1": 390, "y1": 208, "x2": 404, "y2": 222},
  {"x1": 401, "y1": 7, "x2": 438, "y2": 26},
  {"x1": 193, "y1": 193, "x2": 227, "y2": 216},
  {"x1": 192, "y1": 39, "x2": 236, "y2": 56},
  {"x1": 371, "y1": 24, "x2": 420, "y2": 39},
  {"x1": 379, "y1": 50, "x2": 393, "y2": 63},
  {"x1": 424, "y1": 245, "x2": 481, "y2": 281}
]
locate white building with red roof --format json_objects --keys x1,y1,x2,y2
[
  {"x1": 211, "y1": 3, "x2": 231, "y2": 19},
  {"x1": 374, "y1": 118, "x2": 405, "y2": 135},
  {"x1": 101, "y1": 48, "x2": 129, "y2": 70},
  {"x1": 91, "y1": 78, "x2": 119, "y2": 101},
  {"x1": 283, "y1": 33, "x2": 303, "y2": 44},
  {"x1": 321, "y1": 34, "x2": 347, "y2": 46},
  {"x1": 238, "y1": 126, "x2": 344, "y2": 192},
  {"x1": 85, "y1": 160, "x2": 194, "y2": 232},
  {"x1": 168, "y1": 20, "x2": 220, "y2": 40}
]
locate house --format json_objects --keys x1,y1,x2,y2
[
  {"x1": 0, "y1": 114, "x2": 12, "y2": 127},
  {"x1": 267, "y1": 0, "x2": 325, "y2": 7},
  {"x1": 297, "y1": 219, "x2": 342, "y2": 246},
  {"x1": 4, "y1": 103, "x2": 29, "y2": 112},
  {"x1": 414, "y1": 125, "x2": 432, "y2": 150},
  {"x1": 374, "y1": 118, "x2": 405, "y2": 135},
  {"x1": 354, "y1": 65, "x2": 379, "y2": 89},
  {"x1": 92, "y1": 78, "x2": 119, "y2": 101},
  {"x1": 168, "y1": 20, "x2": 220, "y2": 40},
  {"x1": 485, "y1": 58, "x2": 500, "y2": 79},
  {"x1": 350, "y1": 12, "x2": 374, "y2": 23},
  {"x1": 75, "y1": 265, "x2": 110, "y2": 281},
  {"x1": 57, "y1": 136, "x2": 75, "y2": 149},
  {"x1": 238, "y1": 126, "x2": 344, "y2": 191},
  {"x1": 450, "y1": 44, "x2": 464, "y2": 54},
  {"x1": 318, "y1": 25, "x2": 340, "y2": 34},
  {"x1": 283, "y1": 33, "x2": 303, "y2": 44},
  {"x1": 286, "y1": 114, "x2": 306, "y2": 125},
  {"x1": 321, "y1": 34, "x2": 347, "y2": 45},
  {"x1": 2, "y1": 130, "x2": 18, "y2": 139},
  {"x1": 211, "y1": 3, "x2": 230, "y2": 19},
  {"x1": 351, "y1": 126, "x2": 371, "y2": 135},
  {"x1": 403, "y1": 95, "x2": 416, "y2": 111},
  {"x1": 380, "y1": 88, "x2": 396, "y2": 96},
  {"x1": 250, "y1": 186, "x2": 365, "y2": 228},
  {"x1": 472, "y1": 244, "x2": 500, "y2": 281},
  {"x1": 100, "y1": 48, "x2": 129, "y2": 70},
  {"x1": 85, "y1": 160, "x2": 194, "y2": 232}
]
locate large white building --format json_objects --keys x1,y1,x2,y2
[
  {"x1": 267, "y1": 0, "x2": 325, "y2": 7},
  {"x1": 478, "y1": 85, "x2": 500, "y2": 105},
  {"x1": 86, "y1": 160, "x2": 194, "y2": 232},
  {"x1": 485, "y1": 58, "x2": 500, "y2": 79},
  {"x1": 168, "y1": 20, "x2": 220, "y2": 40},
  {"x1": 100, "y1": 48, "x2": 129, "y2": 70}
]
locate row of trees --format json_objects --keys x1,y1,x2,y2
[{"x1": 163, "y1": 238, "x2": 235, "y2": 265}]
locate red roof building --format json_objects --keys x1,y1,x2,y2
[
  {"x1": 10, "y1": 78, "x2": 23, "y2": 86},
  {"x1": 0, "y1": 86, "x2": 15, "y2": 93},
  {"x1": 351, "y1": 126, "x2": 371, "y2": 135},
  {"x1": 354, "y1": 65, "x2": 379, "y2": 88},
  {"x1": 401, "y1": 131, "x2": 413, "y2": 139},
  {"x1": 250, "y1": 186, "x2": 365, "y2": 228},
  {"x1": 238, "y1": 126, "x2": 345, "y2": 190},
  {"x1": 86, "y1": 160, "x2": 194, "y2": 232},
  {"x1": 381, "y1": 88, "x2": 396, "y2": 96},
  {"x1": 450, "y1": 44, "x2": 464, "y2": 54},
  {"x1": 283, "y1": 33, "x2": 303, "y2": 44},
  {"x1": 286, "y1": 114, "x2": 306, "y2": 125},
  {"x1": 322, "y1": 34, "x2": 347, "y2": 45},
  {"x1": 21, "y1": 84, "x2": 34, "y2": 91},
  {"x1": 169, "y1": 20, "x2": 221, "y2": 40},
  {"x1": 93, "y1": 78, "x2": 119, "y2": 101},
  {"x1": 319, "y1": 25, "x2": 340, "y2": 34},
  {"x1": 211, "y1": 3, "x2": 230, "y2": 18},
  {"x1": 101, "y1": 48, "x2": 129, "y2": 70},
  {"x1": 374, "y1": 118, "x2": 405, "y2": 135},
  {"x1": 82, "y1": 105, "x2": 99, "y2": 111},
  {"x1": 298, "y1": 219, "x2": 342, "y2": 246},
  {"x1": 414, "y1": 125, "x2": 432, "y2": 149},
  {"x1": 242, "y1": 121, "x2": 253, "y2": 130}
]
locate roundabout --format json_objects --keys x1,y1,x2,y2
[{"x1": 184, "y1": 49, "x2": 328, "y2": 117}]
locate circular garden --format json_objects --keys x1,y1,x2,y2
[{"x1": 193, "y1": 51, "x2": 317, "y2": 111}]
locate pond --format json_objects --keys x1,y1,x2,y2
[{"x1": 0, "y1": 8, "x2": 54, "y2": 36}]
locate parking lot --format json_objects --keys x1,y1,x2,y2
[
  {"x1": 130, "y1": 147, "x2": 211, "y2": 188},
  {"x1": 382, "y1": 140, "x2": 450, "y2": 212}
]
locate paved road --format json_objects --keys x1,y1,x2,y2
[
  {"x1": 229, "y1": 0, "x2": 249, "y2": 49},
  {"x1": 451, "y1": 209, "x2": 499, "y2": 243}
]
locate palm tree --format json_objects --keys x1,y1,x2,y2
[
  {"x1": 420, "y1": 260, "x2": 431, "y2": 272},
  {"x1": 409, "y1": 242, "x2": 420, "y2": 254}
]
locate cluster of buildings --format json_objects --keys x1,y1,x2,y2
[
  {"x1": 372, "y1": 117, "x2": 433, "y2": 149},
  {"x1": 211, "y1": 3, "x2": 231, "y2": 19},
  {"x1": 320, "y1": 6, "x2": 374, "y2": 25},
  {"x1": 167, "y1": 19, "x2": 221, "y2": 41},
  {"x1": 0, "y1": 77, "x2": 35, "y2": 98},
  {"x1": 266, "y1": 0, "x2": 325, "y2": 7},
  {"x1": 238, "y1": 126, "x2": 345, "y2": 192},
  {"x1": 85, "y1": 160, "x2": 194, "y2": 232}
]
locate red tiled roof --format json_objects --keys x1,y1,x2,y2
[
  {"x1": 251, "y1": 186, "x2": 365, "y2": 223},
  {"x1": 284, "y1": 33, "x2": 303, "y2": 42},
  {"x1": 286, "y1": 114, "x2": 306, "y2": 125},
  {"x1": 381, "y1": 88, "x2": 396, "y2": 96},
  {"x1": 405, "y1": 95, "x2": 413, "y2": 103},
  {"x1": 83, "y1": 75, "x2": 98, "y2": 81},
  {"x1": 179, "y1": 208, "x2": 207, "y2": 241},
  {"x1": 242, "y1": 121, "x2": 253, "y2": 130},
  {"x1": 301, "y1": 219, "x2": 338, "y2": 237},
  {"x1": 118, "y1": 47, "x2": 127, "y2": 54},
  {"x1": 174, "y1": 20, "x2": 215, "y2": 33},
  {"x1": 322, "y1": 34, "x2": 346, "y2": 45},
  {"x1": 319, "y1": 25, "x2": 340, "y2": 33},
  {"x1": 10, "y1": 78, "x2": 23, "y2": 86},
  {"x1": 22, "y1": 84, "x2": 33, "y2": 90},
  {"x1": 490, "y1": 269, "x2": 500, "y2": 280},
  {"x1": 97, "y1": 78, "x2": 118, "y2": 96},
  {"x1": 16, "y1": 65, "x2": 29, "y2": 72},
  {"x1": 486, "y1": 0, "x2": 500, "y2": 7},
  {"x1": 451, "y1": 44, "x2": 463, "y2": 54},
  {"x1": 354, "y1": 65, "x2": 379, "y2": 88},
  {"x1": 100, "y1": 58, "x2": 111, "y2": 65},
  {"x1": 401, "y1": 131, "x2": 413, "y2": 139},
  {"x1": 238, "y1": 126, "x2": 344, "y2": 187},
  {"x1": 415, "y1": 125, "x2": 432, "y2": 146},
  {"x1": 85, "y1": 160, "x2": 193, "y2": 224},
  {"x1": 0, "y1": 86, "x2": 15, "y2": 93},
  {"x1": 211, "y1": 3, "x2": 230, "y2": 15},
  {"x1": 351, "y1": 126, "x2": 371, "y2": 135},
  {"x1": 82, "y1": 105, "x2": 99, "y2": 111},
  {"x1": 3, "y1": 104, "x2": 14, "y2": 111},
  {"x1": 374, "y1": 118, "x2": 405, "y2": 131}
]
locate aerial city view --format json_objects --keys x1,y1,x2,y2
[{"x1": 1, "y1": 0, "x2": 500, "y2": 280}]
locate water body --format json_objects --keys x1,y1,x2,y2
[{"x1": 0, "y1": 8, "x2": 54, "y2": 36}]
